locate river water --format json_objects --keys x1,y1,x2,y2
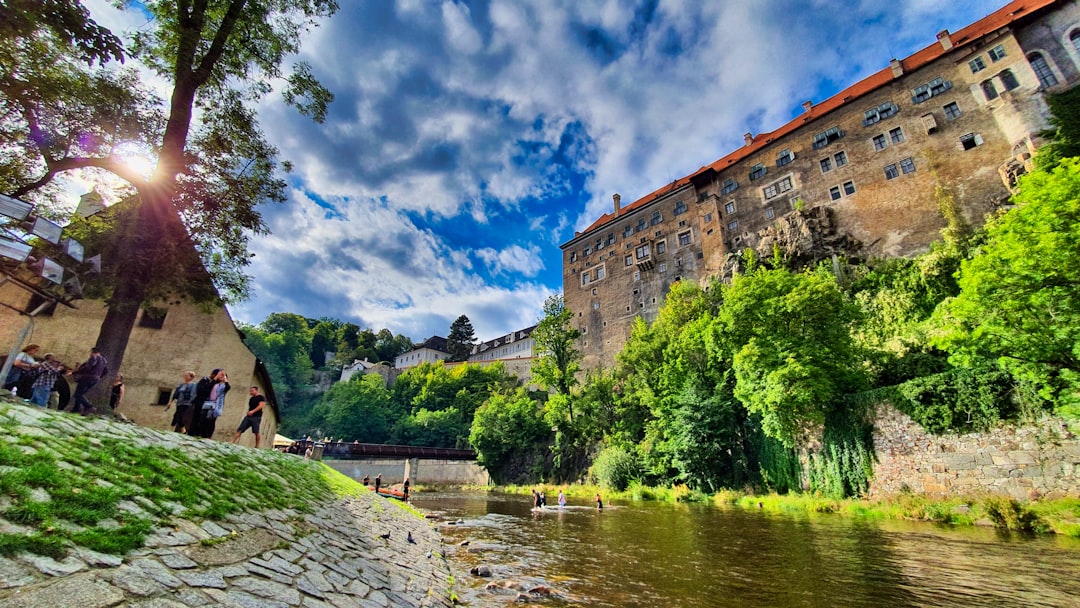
[{"x1": 412, "y1": 491, "x2": 1080, "y2": 607}]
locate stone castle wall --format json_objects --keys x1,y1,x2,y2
[{"x1": 869, "y1": 404, "x2": 1080, "y2": 500}]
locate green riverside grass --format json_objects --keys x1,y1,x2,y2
[
  {"x1": 0, "y1": 400, "x2": 370, "y2": 558},
  {"x1": 486, "y1": 483, "x2": 1080, "y2": 537}
]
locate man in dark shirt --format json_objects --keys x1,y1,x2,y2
[
  {"x1": 71, "y1": 347, "x2": 108, "y2": 415},
  {"x1": 232, "y1": 385, "x2": 266, "y2": 447}
]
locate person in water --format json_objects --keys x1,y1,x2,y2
[
  {"x1": 595, "y1": 493, "x2": 603, "y2": 510},
  {"x1": 539, "y1": 491, "x2": 547, "y2": 508},
  {"x1": 558, "y1": 490, "x2": 566, "y2": 508},
  {"x1": 532, "y1": 489, "x2": 540, "y2": 508}
]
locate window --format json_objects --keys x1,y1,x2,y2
[
  {"x1": 862, "y1": 101, "x2": 899, "y2": 126},
  {"x1": 943, "y1": 102, "x2": 961, "y2": 120},
  {"x1": 584, "y1": 247, "x2": 591, "y2": 256},
  {"x1": 636, "y1": 219, "x2": 646, "y2": 232},
  {"x1": 581, "y1": 272, "x2": 591, "y2": 286},
  {"x1": 969, "y1": 56, "x2": 986, "y2": 73},
  {"x1": 912, "y1": 76, "x2": 951, "y2": 103},
  {"x1": 829, "y1": 186, "x2": 842, "y2": 200},
  {"x1": 591, "y1": 288, "x2": 597, "y2": 296},
  {"x1": 843, "y1": 181, "x2": 856, "y2": 195},
  {"x1": 635, "y1": 244, "x2": 650, "y2": 259},
  {"x1": 727, "y1": 220, "x2": 738, "y2": 231},
  {"x1": 988, "y1": 44, "x2": 1006, "y2": 62},
  {"x1": 724, "y1": 201, "x2": 736, "y2": 215},
  {"x1": 1000, "y1": 69, "x2": 1019, "y2": 91},
  {"x1": 633, "y1": 271, "x2": 640, "y2": 281},
  {"x1": 674, "y1": 201, "x2": 687, "y2": 215},
  {"x1": 593, "y1": 302, "x2": 600, "y2": 310},
  {"x1": 1028, "y1": 53, "x2": 1058, "y2": 88},
  {"x1": 625, "y1": 255, "x2": 633, "y2": 266},
  {"x1": 884, "y1": 163, "x2": 899, "y2": 180},
  {"x1": 776, "y1": 149, "x2": 794, "y2": 167},
  {"x1": 606, "y1": 233, "x2": 615, "y2": 246},
  {"x1": 656, "y1": 241, "x2": 666, "y2": 254},
  {"x1": 749, "y1": 163, "x2": 767, "y2": 180},
  {"x1": 960, "y1": 132, "x2": 983, "y2": 150},
  {"x1": 889, "y1": 127, "x2": 905, "y2": 144},
  {"x1": 655, "y1": 230, "x2": 662, "y2": 237},
  {"x1": 139, "y1": 307, "x2": 167, "y2": 329},
  {"x1": 982, "y1": 79, "x2": 998, "y2": 100},
  {"x1": 872, "y1": 134, "x2": 888, "y2": 151},
  {"x1": 651, "y1": 210, "x2": 663, "y2": 225},
  {"x1": 704, "y1": 212, "x2": 713, "y2": 223},
  {"x1": 820, "y1": 157, "x2": 832, "y2": 173},
  {"x1": 763, "y1": 176, "x2": 793, "y2": 200},
  {"x1": 765, "y1": 207, "x2": 775, "y2": 220},
  {"x1": 596, "y1": 266, "x2": 605, "y2": 280},
  {"x1": 813, "y1": 126, "x2": 844, "y2": 149},
  {"x1": 595, "y1": 238, "x2": 603, "y2": 250},
  {"x1": 569, "y1": 252, "x2": 577, "y2": 263},
  {"x1": 721, "y1": 178, "x2": 738, "y2": 195},
  {"x1": 678, "y1": 231, "x2": 691, "y2": 246},
  {"x1": 659, "y1": 262, "x2": 667, "y2": 272},
  {"x1": 834, "y1": 151, "x2": 848, "y2": 167},
  {"x1": 900, "y1": 157, "x2": 916, "y2": 174},
  {"x1": 1072, "y1": 30, "x2": 1080, "y2": 55},
  {"x1": 623, "y1": 225, "x2": 632, "y2": 238}
]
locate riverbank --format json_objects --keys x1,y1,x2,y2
[
  {"x1": 0, "y1": 398, "x2": 454, "y2": 607},
  {"x1": 480, "y1": 482, "x2": 1080, "y2": 537}
]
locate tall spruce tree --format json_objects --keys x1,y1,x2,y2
[{"x1": 446, "y1": 315, "x2": 477, "y2": 362}]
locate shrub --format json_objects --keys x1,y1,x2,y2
[{"x1": 590, "y1": 446, "x2": 641, "y2": 491}]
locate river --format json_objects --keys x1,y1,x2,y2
[{"x1": 411, "y1": 491, "x2": 1080, "y2": 607}]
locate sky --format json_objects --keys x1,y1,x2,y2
[{"x1": 83, "y1": 0, "x2": 1007, "y2": 345}]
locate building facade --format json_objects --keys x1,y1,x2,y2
[
  {"x1": 562, "y1": 0, "x2": 1080, "y2": 369},
  {"x1": 393, "y1": 335, "x2": 450, "y2": 369}
]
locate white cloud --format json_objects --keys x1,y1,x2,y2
[{"x1": 475, "y1": 244, "x2": 545, "y2": 277}]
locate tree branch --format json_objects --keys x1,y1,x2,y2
[
  {"x1": 193, "y1": 0, "x2": 248, "y2": 88},
  {"x1": 9, "y1": 155, "x2": 148, "y2": 198}
]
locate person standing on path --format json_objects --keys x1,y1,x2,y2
[
  {"x1": 71, "y1": 346, "x2": 108, "y2": 415},
  {"x1": 190, "y1": 369, "x2": 229, "y2": 439},
  {"x1": 29, "y1": 354, "x2": 63, "y2": 407},
  {"x1": 231, "y1": 386, "x2": 266, "y2": 447},
  {"x1": 109, "y1": 374, "x2": 125, "y2": 410},
  {"x1": 165, "y1": 371, "x2": 197, "y2": 433},
  {"x1": 403, "y1": 477, "x2": 410, "y2": 501}
]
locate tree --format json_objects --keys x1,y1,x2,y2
[
  {"x1": 468, "y1": 388, "x2": 548, "y2": 480},
  {"x1": 1, "y1": 0, "x2": 337, "y2": 408},
  {"x1": 309, "y1": 374, "x2": 394, "y2": 443},
  {"x1": 531, "y1": 295, "x2": 582, "y2": 417},
  {"x1": 446, "y1": 315, "x2": 476, "y2": 362},
  {"x1": 935, "y1": 158, "x2": 1080, "y2": 415}
]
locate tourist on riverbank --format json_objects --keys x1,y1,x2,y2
[
  {"x1": 30, "y1": 354, "x2": 63, "y2": 407},
  {"x1": 3, "y1": 344, "x2": 40, "y2": 395},
  {"x1": 363, "y1": 474, "x2": 370, "y2": 486},
  {"x1": 375, "y1": 474, "x2": 382, "y2": 494},
  {"x1": 403, "y1": 477, "x2": 410, "y2": 500},
  {"x1": 165, "y1": 371, "x2": 197, "y2": 433},
  {"x1": 558, "y1": 490, "x2": 566, "y2": 508},
  {"x1": 109, "y1": 374, "x2": 125, "y2": 410},
  {"x1": 71, "y1": 346, "x2": 108, "y2": 415},
  {"x1": 189, "y1": 369, "x2": 229, "y2": 438},
  {"x1": 231, "y1": 386, "x2": 266, "y2": 447}
]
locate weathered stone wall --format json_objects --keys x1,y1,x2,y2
[
  {"x1": 869, "y1": 404, "x2": 1080, "y2": 500},
  {"x1": 325, "y1": 458, "x2": 490, "y2": 487}
]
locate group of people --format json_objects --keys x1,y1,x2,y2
[
  {"x1": 4, "y1": 350, "x2": 265, "y2": 447},
  {"x1": 164, "y1": 368, "x2": 266, "y2": 447},
  {"x1": 3, "y1": 344, "x2": 116, "y2": 415},
  {"x1": 531, "y1": 489, "x2": 602, "y2": 510},
  {"x1": 360, "y1": 474, "x2": 410, "y2": 500}
]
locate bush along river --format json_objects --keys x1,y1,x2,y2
[{"x1": 413, "y1": 491, "x2": 1080, "y2": 608}]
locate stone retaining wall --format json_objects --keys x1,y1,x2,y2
[{"x1": 869, "y1": 404, "x2": 1080, "y2": 500}]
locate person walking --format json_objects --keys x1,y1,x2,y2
[
  {"x1": 165, "y1": 371, "x2": 197, "y2": 433},
  {"x1": 71, "y1": 347, "x2": 108, "y2": 415},
  {"x1": 4, "y1": 344, "x2": 40, "y2": 395},
  {"x1": 231, "y1": 386, "x2": 266, "y2": 447},
  {"x1": 190, "y1": 369, "x2": 229, "y2": 439},
  {"x1": 29, "y1": 354, "x2": 63, "y2": 408},
  {"x1": 186, "y1": 369, "x2": 219, "y2": 438}
]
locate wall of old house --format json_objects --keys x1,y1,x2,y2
[{"x1": 0, "y1": 286, "x2": 277, "y2": 447}]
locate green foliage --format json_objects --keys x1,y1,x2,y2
[
  {"x1": 892, "y1": 366, "x2": 1020, "y2": 434},
  {"x1": 531, "y1": 295, "x2": 582, "y2": 400},
  {"x1": 1036, "y1": 86, "x2": 1080, "y2": 168},
  {"x1": 983, "y1": 496, "x2": 1044, "y2": 532},
  {"x1": 750, "y1": 429, "x2": 802, "y2": 494},
  {"x1": 468, "y1": 388, "x2": 549, "y2": 482},
  {"x1": 309, "y1": 374, "x2": 395, "y2": 443},
  {"x1": 589, "y1": 445, "x2": 641, "y2": 491},
  {"x1": 935, "y1": 159, "x2": 1080, "y2": 417}
]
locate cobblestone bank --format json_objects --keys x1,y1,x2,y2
[
  {"x1": 870, "y1": 404, "x2": 1080, "y2": 500},
  {"x1": 0, "y1": 400, "x2": 454, "y2": 608}
]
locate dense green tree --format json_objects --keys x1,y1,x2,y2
[
  {"x1": 309, "y1": 374, "x2": 394, "y2": 443},
  {"x1": 469, "y1": 388, "x2": 549, "y2": 481},
  {"x1": 531, "y1": 295, "x2": 582, "y2": 409},
  {"x1": 446, "y1": 315, "x2": 476, "y2": 362},
  {"x1": 936, "y1": 158, "x2": 1080, "y2": 415},
  {"x1": 1, "y1": 0, "x2": 336, "y2": 408},
  {"x1": 310, "y1": 318, "x2": 343, "y2": 368}
]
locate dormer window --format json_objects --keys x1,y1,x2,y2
[
  {"x1": 862, "y1": 101, "x2": 898, "y2": 126},
  {"x1": 912, "y1": 77, "x2": 952, "y2": 103},
  {"x1": 720, "y1": 178, "x2": 738, "y2": 195},
  {"x1": 812, "y1": 126, "x2": 844, "y2": 149},
  {"x1": 749, "y1": 163, "x2": 767, "y2": 180},
  {"x1": 776, "y1": 149, "x2": 794, "y2": 167},
  {"x1": 674, "y1": 200, "x2": 688, "y2": 215}
]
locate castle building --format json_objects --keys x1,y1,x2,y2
[{"x1": 561, "y1": 0, "x2": 1080, "y2": 369}]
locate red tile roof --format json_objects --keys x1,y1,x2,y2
[{"x1": 570, "y1": 0, "x2": 1057, "y2": 241}]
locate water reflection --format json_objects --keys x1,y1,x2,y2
[{"x1": 413, "y1": 491, "x2": 1080, "y2": 608}]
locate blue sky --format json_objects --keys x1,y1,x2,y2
[{"x1": 87, "y1": 0, "x2": 1006, "y2": 344}]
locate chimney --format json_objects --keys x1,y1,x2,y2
[
  {"x1": 744, "y1": 132, "x2": 753, "y2": 146},
  {"x1": 937, "y1": 29, "x2": 953, "y2": 51},
  {"x1": 801, "y1": 100, "x2": 813, "y2": 113},
  {"x1": 613, "y1": 193, "x2": 622, "y2": 216},
  {"x1": 889, "y1": 58, "x2": 904, "y2": 78}
]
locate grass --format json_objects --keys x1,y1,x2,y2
[{"x1": 0, "y1": 400, "x2": 372, "y2": 558}]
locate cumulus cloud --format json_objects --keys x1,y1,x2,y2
[{"x1": 475, "y1": 244, "x2": 545, "y2": 277}]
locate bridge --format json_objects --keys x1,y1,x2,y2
[{"x1": 294, "y1": 441, "x2": 488, "y2": 487}]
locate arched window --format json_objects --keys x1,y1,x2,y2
[
  {"x1": 1028, "y1": 52, "x2": 1058, "y2": 88},
  {"x1": 981, "y1": 79, "x2": 998, "y2": 101},
  {"x1": 999, "y1": 69, "x2": 1020, "y2": 91},
  {"x1": 1070, "y1": 30, "x2": 1080, "y2": 56}
]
